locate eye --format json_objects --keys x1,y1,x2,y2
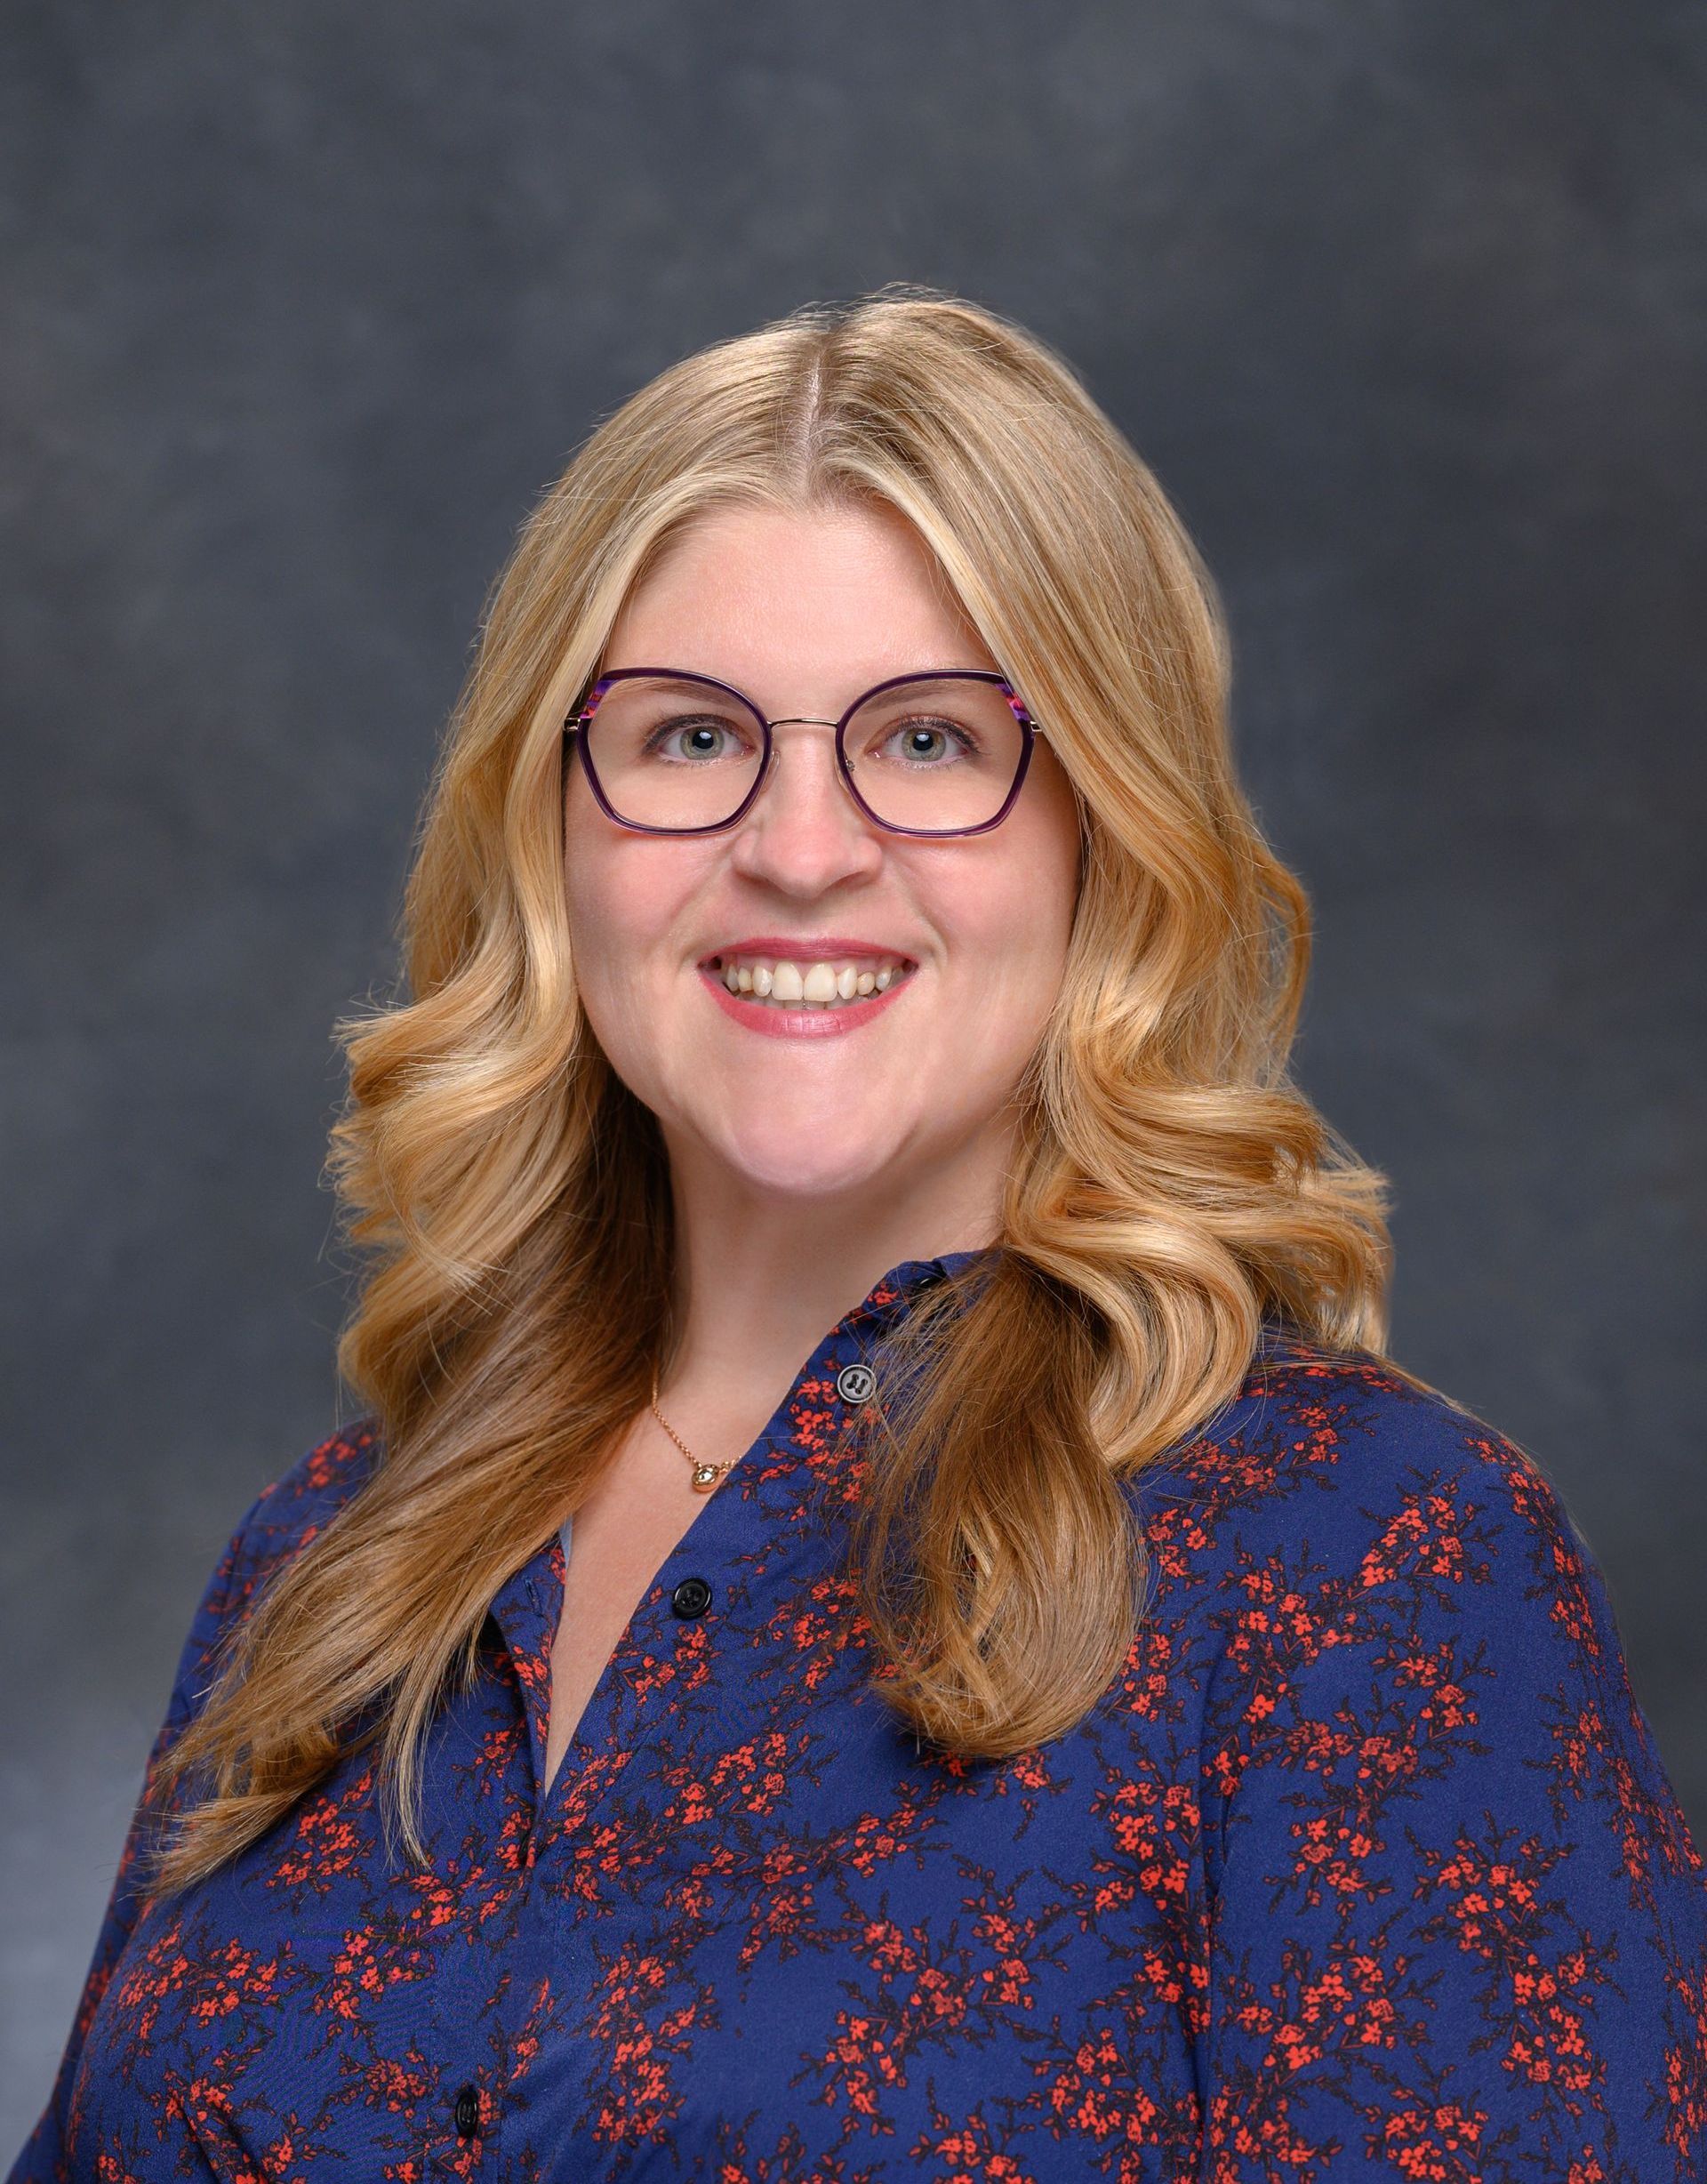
[
  {"x1": 643, "y1": 716, "x2": 752, "y2": 764},
  {"x1": 874, "y1": 716, "x2": 978, "y2": 767}
]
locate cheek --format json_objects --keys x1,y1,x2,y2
[
  {"x1": 949, "y1": 811, "x2": 1081, "y2": 1088},
  {"x1": 562, "y1": 826, "x2": 622, "y2": 986},
  {"x1": 910, "y1": 839, "x2": 1077, "y2": 1104},
  {"x1": 562, "y1": 812, "x2": 684, "y2": 1019},
  {"x1": 958, "y1": 791, "x2": 1081, "y2": 992}
]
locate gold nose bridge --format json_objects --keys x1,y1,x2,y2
[{"x1": 754, "y1": 715, "x2": 860, "y2": 795}]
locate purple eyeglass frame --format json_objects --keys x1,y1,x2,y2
[{"x1": 563, "y1": 666, "x2": 1045, "y2": 839}]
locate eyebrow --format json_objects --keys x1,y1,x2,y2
[
  {"x1": 598, "y1": 669, "x2": 734, "y2": 693},
  {"x1": 597, "y1": 666, "x2": 1001, "y2": 707}
]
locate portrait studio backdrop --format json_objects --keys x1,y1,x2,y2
[{"x1": 4, "y1": 0, "x2": 1703, "y2": 2147}]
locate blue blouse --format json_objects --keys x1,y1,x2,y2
[{"x1": 14, "y1": 1252, "x2": 1707, "y2": 2180}]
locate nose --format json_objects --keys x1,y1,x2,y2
[{"x1": 725, "y1": 719, "x2": 886, "y2": 895}]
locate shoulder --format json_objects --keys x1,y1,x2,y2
[
  {"x1": 1132, "y1": 1335, "x2": 1705, "y2": 1868},
  {"x1": 1134, "y1": 1334, "x2": 1702, "y2": 1857},
  {"x1": 1129, "y1": 1333, "x2": 1639, "y2": 1742},
  {"x1": 167, "y1": 1419, "x2": 382, "y2": 1710},
  {"x1": 235, "y1": 1417, "x2": 384, "y2": 1574},
  {"x1": 1142, "y1": 1332, "x2": 1591, "y2": 1608}
]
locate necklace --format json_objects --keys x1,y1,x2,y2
[{"x1": 650, "y1": 1373, "x2": 732, "y2": 1494}]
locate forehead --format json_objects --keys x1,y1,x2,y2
[{"x1": 600, "y1": 500, "x2": 999, "y2": 708}]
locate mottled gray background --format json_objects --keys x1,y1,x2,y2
[{"x1": 4, "y1": 0, "x2": 1703, "y2": 2147}]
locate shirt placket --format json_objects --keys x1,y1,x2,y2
[
  {"x1": 405, "y1": 1550, "x2": 560, "y2": 2176},
  {"x1": 430, "y1": 1254, "x2": 974, "y2": 2175}
]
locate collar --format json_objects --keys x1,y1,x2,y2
[{"x1": 837, "y1": 1243, "x2": 998, "y2": 1331}]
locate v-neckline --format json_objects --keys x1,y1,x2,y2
[{"x1": 485, "y1": 1249, "x2": 992, "y2": 1828}]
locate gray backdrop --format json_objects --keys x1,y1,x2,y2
[{"x1": 4, "y1": 0, "x2": 1703, "y2": 2148}]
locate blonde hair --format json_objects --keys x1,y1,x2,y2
[{"x1": 151, "y1": 284, "x2": 1393, "y2": 1892}]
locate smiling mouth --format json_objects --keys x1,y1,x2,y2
[{"x1": 702, "y1": 950, "x2": 917, "y2": 1011}]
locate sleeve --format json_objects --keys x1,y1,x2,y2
[
  {"x1": 7, "y1": 1489, "x2": 275, "y2": 2183},
  {"x1": 1195, "y1": 1422, "x2": 1707, "y2": 2182}
]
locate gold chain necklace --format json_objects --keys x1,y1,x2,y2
[{"x1": 650, "y1": 1373, "x2": 732, "y2": 1494}]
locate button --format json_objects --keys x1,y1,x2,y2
[
  {"x1": 836, "y1": 1361, "x2": 878, "y2": 1405},
  {"x1": 670, "y1": 1575, "x2": 713, "y2": 1618},
  {"x1": 453, "y1": 2084, "x2": 481, "y2": 2140}
]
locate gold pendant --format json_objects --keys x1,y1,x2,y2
[{"x1": 692, "y1": 1462, "x2": 722, "y2": 1492}]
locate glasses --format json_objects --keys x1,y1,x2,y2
[{"x1": 564, "y1": 667, "x2": 1045, "y2": 838}]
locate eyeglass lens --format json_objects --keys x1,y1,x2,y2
[{"x1": 579, "y1": 673, "x2": 1029, "y2": 834}]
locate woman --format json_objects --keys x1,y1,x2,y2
[{"x1": 16, "y1": 287, "x2": 1706, "y2": 2181}]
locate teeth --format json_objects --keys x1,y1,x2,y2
[{"x1": 708, "y1": 952, "x2": 912, "y2": 1009}]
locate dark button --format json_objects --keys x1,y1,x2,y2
[
  {"x1": 452, "y1": 2084, "x2": 480, "y2": 2140},
  {"x1": 670, "y1": 1575, "x2": 713, "y2": 1618}
]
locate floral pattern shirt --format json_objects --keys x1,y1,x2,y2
[{"x1": 13, "y1": 1252, "x2": 1707, "y2": 2181}]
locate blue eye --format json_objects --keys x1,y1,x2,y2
[
  {"x1": 873, "y1": 717, "x2": 979, "y2": 767},
  {"x1": 644, "y1": 718, "x2": 749, "y2": 764}
]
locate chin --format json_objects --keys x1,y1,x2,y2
[{"x1": 702, "y1": 1119, "x2": 917, "y2": 1203}]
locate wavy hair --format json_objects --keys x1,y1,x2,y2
[{"x1": 150, "y1": 284, "x2": 1394, "y2": 1892}]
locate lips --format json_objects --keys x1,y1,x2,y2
[
  {"x1": 699, "y1": 935, "x2": 921, "y2": 968},
  {"x1": 699, "y1": 937, "x2": 920, "y2": 1014}
]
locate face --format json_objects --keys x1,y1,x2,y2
[{"x1": 563, "y1": 499, "x2": 1083, "y2": 1222}]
